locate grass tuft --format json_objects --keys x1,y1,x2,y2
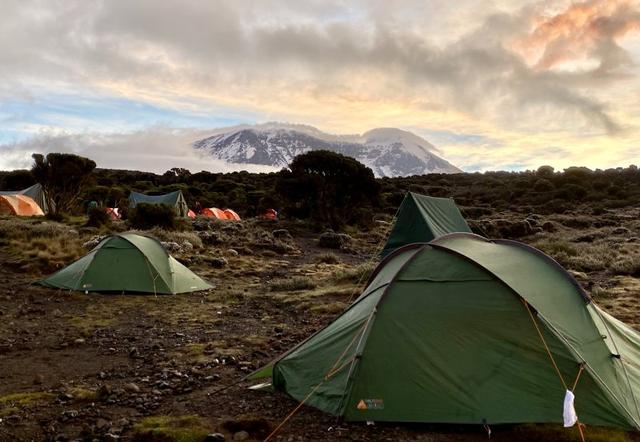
[{"x1": 132, "y1": 415, "x2": 210, "y2": 442}]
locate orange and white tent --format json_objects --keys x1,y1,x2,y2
[
  {"x1": 202, "y1": 207, "x2": 228, "y2": 220},
  {"x1": 105, "y1": 207, "x2": 121, "y2": 220},
  {"x1": 223, "y1": 209, "x2": 241, "y2": 221},
  {"x1": 0, "y1": 195, "x2": 44, "y2": 216}
]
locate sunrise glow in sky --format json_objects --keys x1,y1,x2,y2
[{"x1": 1, "y1": 0, "x2": 639, "y2": 172}]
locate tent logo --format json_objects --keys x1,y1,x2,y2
[{"x1": 357, "y1": 399, "x2": 384, "y2": 410}]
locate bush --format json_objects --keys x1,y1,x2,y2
[
  {"x1": 85, "y1": 207, "x2": 111, "y2": 228},
  {"x1": 128, "y1": 203, "x2": 176, "y2": 230}
]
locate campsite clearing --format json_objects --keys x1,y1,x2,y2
[{"x1": 1, "y1": 207, "x2": 640, "y2": 441}]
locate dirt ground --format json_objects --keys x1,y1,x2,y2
[{"x1": 1, "y1": 211, "x2": 640, "y2": 442}]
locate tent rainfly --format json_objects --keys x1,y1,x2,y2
[
  {"x1": 0, "y1": 183, "x2": 50, "y2": 213},
  {"x1": 0, "y1": 195, "x2": 44, "y2": 216},
  {"x1": 381, "y1": 192, "x2": 471, "y2": 258},
  {"x1": 223, "y1": 209, "x2": 241, "y2": 221},
  {"x1": 39, "y1": 233, "x2": 212, "y2": 294},
  {"x1": 202, "y1": 207, "x2": 228, "y2": 220},
  {"x1": 128, "y1": 191, "x2": 189, "y2": 217},
  {"x1": 251, "y1": 233, "x2": 640, "y2": 430}
]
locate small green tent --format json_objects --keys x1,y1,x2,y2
[
  {"x1": 380, "y1": 192, "x2": 471, "y2": 258},
  {"x1": 40, "y1": 233, "x2": 212, "y2": 294},
  {"x1": 0, "y1": 183, "x2": 50, "y2": 214},
  {"x1": 129, "y1": 190, "x2": 189, "y2": 217},
  {"x1": 253, "y1": 233, "x2": 640, "y2": 429}
]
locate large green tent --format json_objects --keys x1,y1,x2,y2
[
  {"x1": 0, "y1": 183, "x2": 51, "y2": 213},
  {"x1": 253, "y1": 233, "x2": 640, "y2": 429},
  {"x1": 40, "y1": 233, "x2": 212, "y2": 294},
  {"x1": 380, "y1": 192, "x2": 471, "y2": 258},
  {"x1": 129, "y1": 190, "x2": 189, "y2": 217}
]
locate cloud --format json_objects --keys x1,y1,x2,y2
[
  {"x1": 514, "y1": 0, "x2": 640, "y2": 72},
  {"x1": 0, "y1": 0, "x2": 639, "y2": 172},
  {"x1": 0, "y1": 128, "x2": 278, "y2": 174},
  {"x1": 1, "y1": 0, "x2": 638, "y2": 135}
]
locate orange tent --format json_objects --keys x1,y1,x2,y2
[
  {"x1": 223, "y1": 209, "x2": 241, "y2": 221},
  {"x1": 187, "y1": 209, "x2": 196, "y2": 219},
  {"x1": 202, "y1": 207, "x2": 228, "y2": 220},
  {"x1": 0, "y1": 195, "x2": 44, "y2": 216},
  {"x1": 263, "y1": 208, "x2": 278, "y2": 220},
  {"x1": 105, "y1": 207, "x2": 121, "y2": 220}
]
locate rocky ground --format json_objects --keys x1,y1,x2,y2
[{"x1": 0, "y1": 209, "x2": 640, "y2": 442}]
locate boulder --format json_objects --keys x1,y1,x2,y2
[{"x1": 82, "y1": 235, "x2": 106, "y2": 250}]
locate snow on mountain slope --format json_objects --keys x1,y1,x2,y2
[{"x1": 193, "y1": 123, "x2": 462, "y2": 177}]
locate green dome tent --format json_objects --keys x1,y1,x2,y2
[
  {"x1": 129, "y1": 190, "x2": 189, "y2": 217},
  {"x1": 40, "y1": 233, "x2": 212, "y2": 295},
  {"x1": 381, "y1": 192, "x2": 471, "y2": 258},
  {"x1": 252, "y1": 233, "x2": 640, "y2": 430}
]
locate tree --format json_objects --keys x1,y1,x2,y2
[
  {"x1": 0, "y1": 169, "x2": 35, "y2": 190},
  {"x1": 276, "y1": 150, "x2": 380, "y2": 228},
  {"x1": 31, "y1": 153, "x2": 96, "y2": 215},
  {"x1": 536, "y1": 165, "x2": 555, "y2": 178}
]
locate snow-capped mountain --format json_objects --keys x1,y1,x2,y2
[{"x1": 193, "y1": 123, "x2": 461, "y2": 177}]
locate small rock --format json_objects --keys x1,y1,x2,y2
[
  {"x1": 124, "y1": 383, "x2": 140, "y2": 393},
  {"x1": 83, "y1": 235, "x2": 107, "y2": 250},
  {"x1": 62, "y1": 410, "x2": 79, "y2": 420},
  {"x1": 128, "y1": 347, "x2": 139, "y2": 358},
  {"x1": 209, "y1": 257, "x2": 228, "y2": 269},
  {"x1": 161, "y1": 241, "x2": 181, "y2": 252},
  {"x1": 205, "y1": 433, "x2": 226, "y2": 442},
  {"x1": 97, "y1": 384, "x2": 112, "y2": 400},
  {"x1": 227, "y1": 249, "x2": 239, "y2": 256},
  {"x1": 233, "y1": 431, "x2": 249, "y2": 441},
  {"x1": 74, "y1": 338, "x2": 86, "y2": 345},
  {"x1": 57, "y1": 392, "x2": 74, "y2": 402}
]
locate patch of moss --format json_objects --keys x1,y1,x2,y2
[
  {"x1": 133, "y1": 415, "x2": 210, "y2": 442},
  {"x1": 0, "y1": 391, "x2": 55, "y2": 416},
  {"x1": 68, "y1": 387, "x2": 97, "y2": 401}
]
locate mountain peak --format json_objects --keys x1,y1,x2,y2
[{"x1": 193, "y1": 124, "x2": 461, "y2": 177}]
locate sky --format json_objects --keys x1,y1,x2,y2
[{"x1": 1, "y1": 0, "x2": 639, "y2": 173}]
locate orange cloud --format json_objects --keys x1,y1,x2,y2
[{"x1": 514, "y1": 0, "x2": 640, "y2": 70}]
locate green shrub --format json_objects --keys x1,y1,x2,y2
[
  {"x1": 128, "y1": 203, "x2": 176, "y2": 230},
  {"x1": 85, "y1": 207, "x2": 111, "y2": 228}
]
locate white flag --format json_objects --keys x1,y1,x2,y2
[{"x1": 563, "y1": 390, "x2": 578, "y2": 427}]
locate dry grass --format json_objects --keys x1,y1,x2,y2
[
  {"x1": 315, "y1": 252, "x2": 341, "y2": 264},
  {"x1": 269, "y1": 276, "x2": 317, "y2": 292},
  {"x1": 332, "y1": 262, "x2": 375, "y2": 284}
]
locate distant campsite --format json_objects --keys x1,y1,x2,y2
[{"x1": 1, "y1": 154, "x2": 640, "y2": 441}]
